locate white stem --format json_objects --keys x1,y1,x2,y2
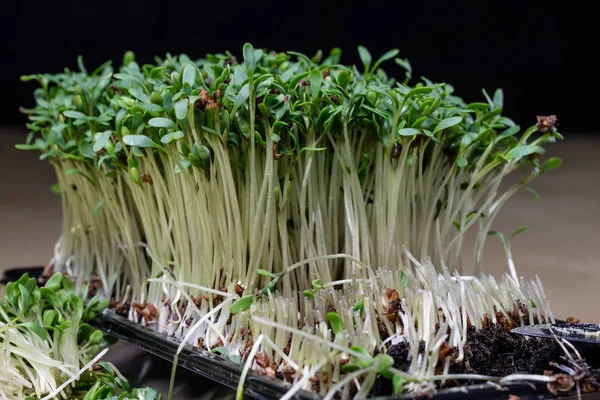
[
  {"x1": 236, "y1": 334, "x2": 264, "y2": 400},
  {"x1": 40, "y1": 348, "x2": 108, "y2": 400}
]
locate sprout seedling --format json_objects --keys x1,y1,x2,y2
[{"x1": 16, "y1": 43, "x2": 570, "y2": 399}]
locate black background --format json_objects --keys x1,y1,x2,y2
[{"x1": 1, "y1": 1, "x2": 596, "y2": 132}]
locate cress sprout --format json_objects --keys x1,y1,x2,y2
[
  {"x1": 0, "y1": 273, "x2": 160, "y2": 399},
  {"x1": 17, "y1": 43, "x2": 565, "y2": 399}
]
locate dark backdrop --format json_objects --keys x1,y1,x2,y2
[{"x1": 1, "y1": 1, "x2": 596, "y2": 132}]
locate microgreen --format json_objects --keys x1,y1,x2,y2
[
  {"x1": 327, "y1": 312, "x2": 345, "y2": 341},
  {"x1": 17, "y1": 43, "x2": 564, "y2": 399},
  {"x1": 1, "y1": 273, "x2": 159, "y2": 399},
  {"x1": 488, "y1": 226, "x2": 529, "y2": 285}
]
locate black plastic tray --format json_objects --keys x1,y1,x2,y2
[
  {"x1": 94, "y1": 310, "x2": 600, "y2": 400},
  {"x1": 0, "y1": 266, "x2": 45, "y2": 284},
  {"x1": 2, "y1": 266, "x2": 599, "y2": 399},
  {"x1": 92, "y1": 310, "x2": 319, "y2": 399}
]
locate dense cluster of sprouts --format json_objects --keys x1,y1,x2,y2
[
  {"x1": 0, "y1": 272, "x2": 161, "y2": 399},
  {"x1": 18, "y1": 44, "x2": 564, "y2": 398}
]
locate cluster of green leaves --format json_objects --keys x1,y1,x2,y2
[
  {"x1": 77, "y1": 362, "x2": 162, "y2": 400},
  {"x1": 1, "y1": 272, "x2": 108, "y2": 354},
  {"x1": 230, "y1": 263, "x2": 333, "y2": 314},
  {"x1": 328, "y1": 310, "x2": 409, "y2": 395},
  {"x1": 1, "y1": 273, "x2": 160, "y2": 399},
  {"x1": 19, "y1": 43, "x2": 561, "y2": 180}
]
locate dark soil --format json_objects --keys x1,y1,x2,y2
[
  {"x1": 457, "y1": 324, "x2": 563, "y2": 376},
  {"x1": 385, "y1": 325, "x2": 564, "y2": 378},
  {"x1": 372, "y1": 324, "x2": 575, "y2": 396}
]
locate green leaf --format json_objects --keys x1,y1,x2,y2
[
  {"x1": 530, "y1": 299, "x2": 537, "y2": 308},
  {"x1": 160, "y1": 133, "x2": 174, "y2": 144},
  {"x1": 405, "y1": 87, "x2": 433, "y2": 98},
  {"x1": 522, "y1": 187, "x2": 540, "y2": 202},
  {"x1": 375, "y1": 354, "x2": 394, "y2": 375},
  {"x1": 393, "y1": 373, "x2": 406, "y2": 394},
  {"x1": 310, "y1": 69, "x2": 322, "y2": 98},
  {"x1": 497, "y1": 125, "x2": 521, "y2": 141},
  {"x1": 541, "y1": 157, "x2": 562, "y2": 173},
  {"x1": 24, "y1": 277, "x2": 36, "y2": 294},
  {"x1": 456, "y1": 157, "x2": 468, "y2": 168},
  {"x1": 211, "y1": 347, "x2": 230, "y2": 358},
  {"x1": 43, "y1": 309, "x2": 57, "y2": 326},
  {"x1": 398, "y1": 128, "x2": 420, "y2": 136},
  {"x1": 400, "y1": 269, "x2": 408, "y2": 288},
  {"x1": 302, "y1": 290, "x2": 315, "y2": 299},
  {"x1": 433, "y1": 116, "x2": 462, "y2": 134},
  {"x1": 138, "y1": 102, "x2": 163, "y2": 113},
  {"x1": 51, "y1": 184, "x2": 62, "y2": 196},
  {"x1": 175, "y1": 159, "x2": 191, "y2": 172},
  {"x1": 481, "y1": 107, "x2": 503, "y2": 122},
  {"x1": 311, "y1": 279, "x2": 323, "y2": 289},
  {"x1": 511, "y1": 226, "x2": 528, "y2": 237},
  {"x1": 487, "y1": 230, "x2": 508, "y2": 250},
  {"x1": 23, "y1": 322, "x2": 48, "y2": 340},
  {"x1": 371, "y1": 49, "x2": 399, "y2": 72},
  {"x1": 234, "y1": 83, "x2": 250, "y2": 108},
  {"x1": 411, "y1": 116, "x2": 428, "y2": 128},
  {"x1": 129, "y1": 88, "x2": 150, "y2": 104},
  {"x1": 494, "y1": 153, "x2": 509, "y2": 164},
  {"x1": 62, "y1": 275, "x2": 75, "y2": 294},
  {"x1": 93, "y1": 131, "x2": 112, "y2": 152},
  {"x1": 352, "y1": 295, "x2": 364, "y2": 316},
  {"x1": 173, "y1": 131, "x2": 184, "y2": 140},
  {"x1": 357, "y1": 46, "x2": 372, "y2": 71},
  {"x1": 143, "y1": 388, "x2": 160, "y2": 400},
  {"x1": 15, "y1": 273, "x2": 30, "y2": 287},
  {"x1": 18, "y1": 284, "x2": 30, "y2": 312},
  {"x1": 467, "y1": 102, "x2": 490, "y2": 110},
  {"x1": 230, "y1": 295, "x2": 254, "y2": 315},
  {"x1": 14, "y1": 144, "x2": 39, "y2": 150},
  {"x1": 40, "y1": 287, "x2": 61, "y2": 307},
  {"x1": 505, "y1": 145, "x2": 544, "y2": 160},
  {"x1": 327, "y1": 312, "x2": 344, "y2": 338},
  {"x1": 89, "y1": 330, "x2": 103, "y2": 344},
  {"x1": 336, "y1": 70, "x2": 350, "y2": 87},
  {"x1": 482, "y1": 88, "x2": 493, "y2": 106},
  {"x1": 79, "y1": 142, "x2": 95, "y2": 160},
  {"x1": 341, "y1": 364, "x2": 361, "y2": 373},
  {"x1": 188, "y1": 153, "x2": 201, "y2": 167},
  {"x1": 182, "y1": 64, "x2": 196, "y2": 86},
  {"x1": 59, "y1": 320, "x2": 73, "y2": 331},
  {"x1": 395, "y1": 58, "x2": 412, "y2": 76},
  {"x1": 243, "y1": 43, "x2": 256, "y2": 74},
  {"x1": 258, "y1": 103, "x2": 269, "y2": 118},
  {"x1": 93, "y1": 299, "x2": 110, "y2": 312},
  {"x1": 123, "y1": 135, "x2": 158, "y2": 148},
  {"x1": 45, "y1": 273, "x2": 63, "y2": 291},
  {"x1": 256, "y1": 269, "x2": 278, "y2": 278},
  {"x1": 299, "y1": 146, "x2": 327, "y2": 154},
  {"x1": 93, "y1": 199, "x2": 104, "y2": 216},
  {"x1": 174, "y1": 99, "x2": 188, "y2": 120},
  {"x1": 350, "y1": 346, "x2": 373, "y2": 368},
  {"x1": 148, "y1": 117, "x2": 176, "y2": 129},
  {"x1": 261, "y1": 276, "x2": 280, "y2": 295},
  {"x1": 493, "y1": 88, "x2": 504, "y2": 109},
  {"x1": 63, "y1": 110, "x2": 87, "y2": 119}
]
